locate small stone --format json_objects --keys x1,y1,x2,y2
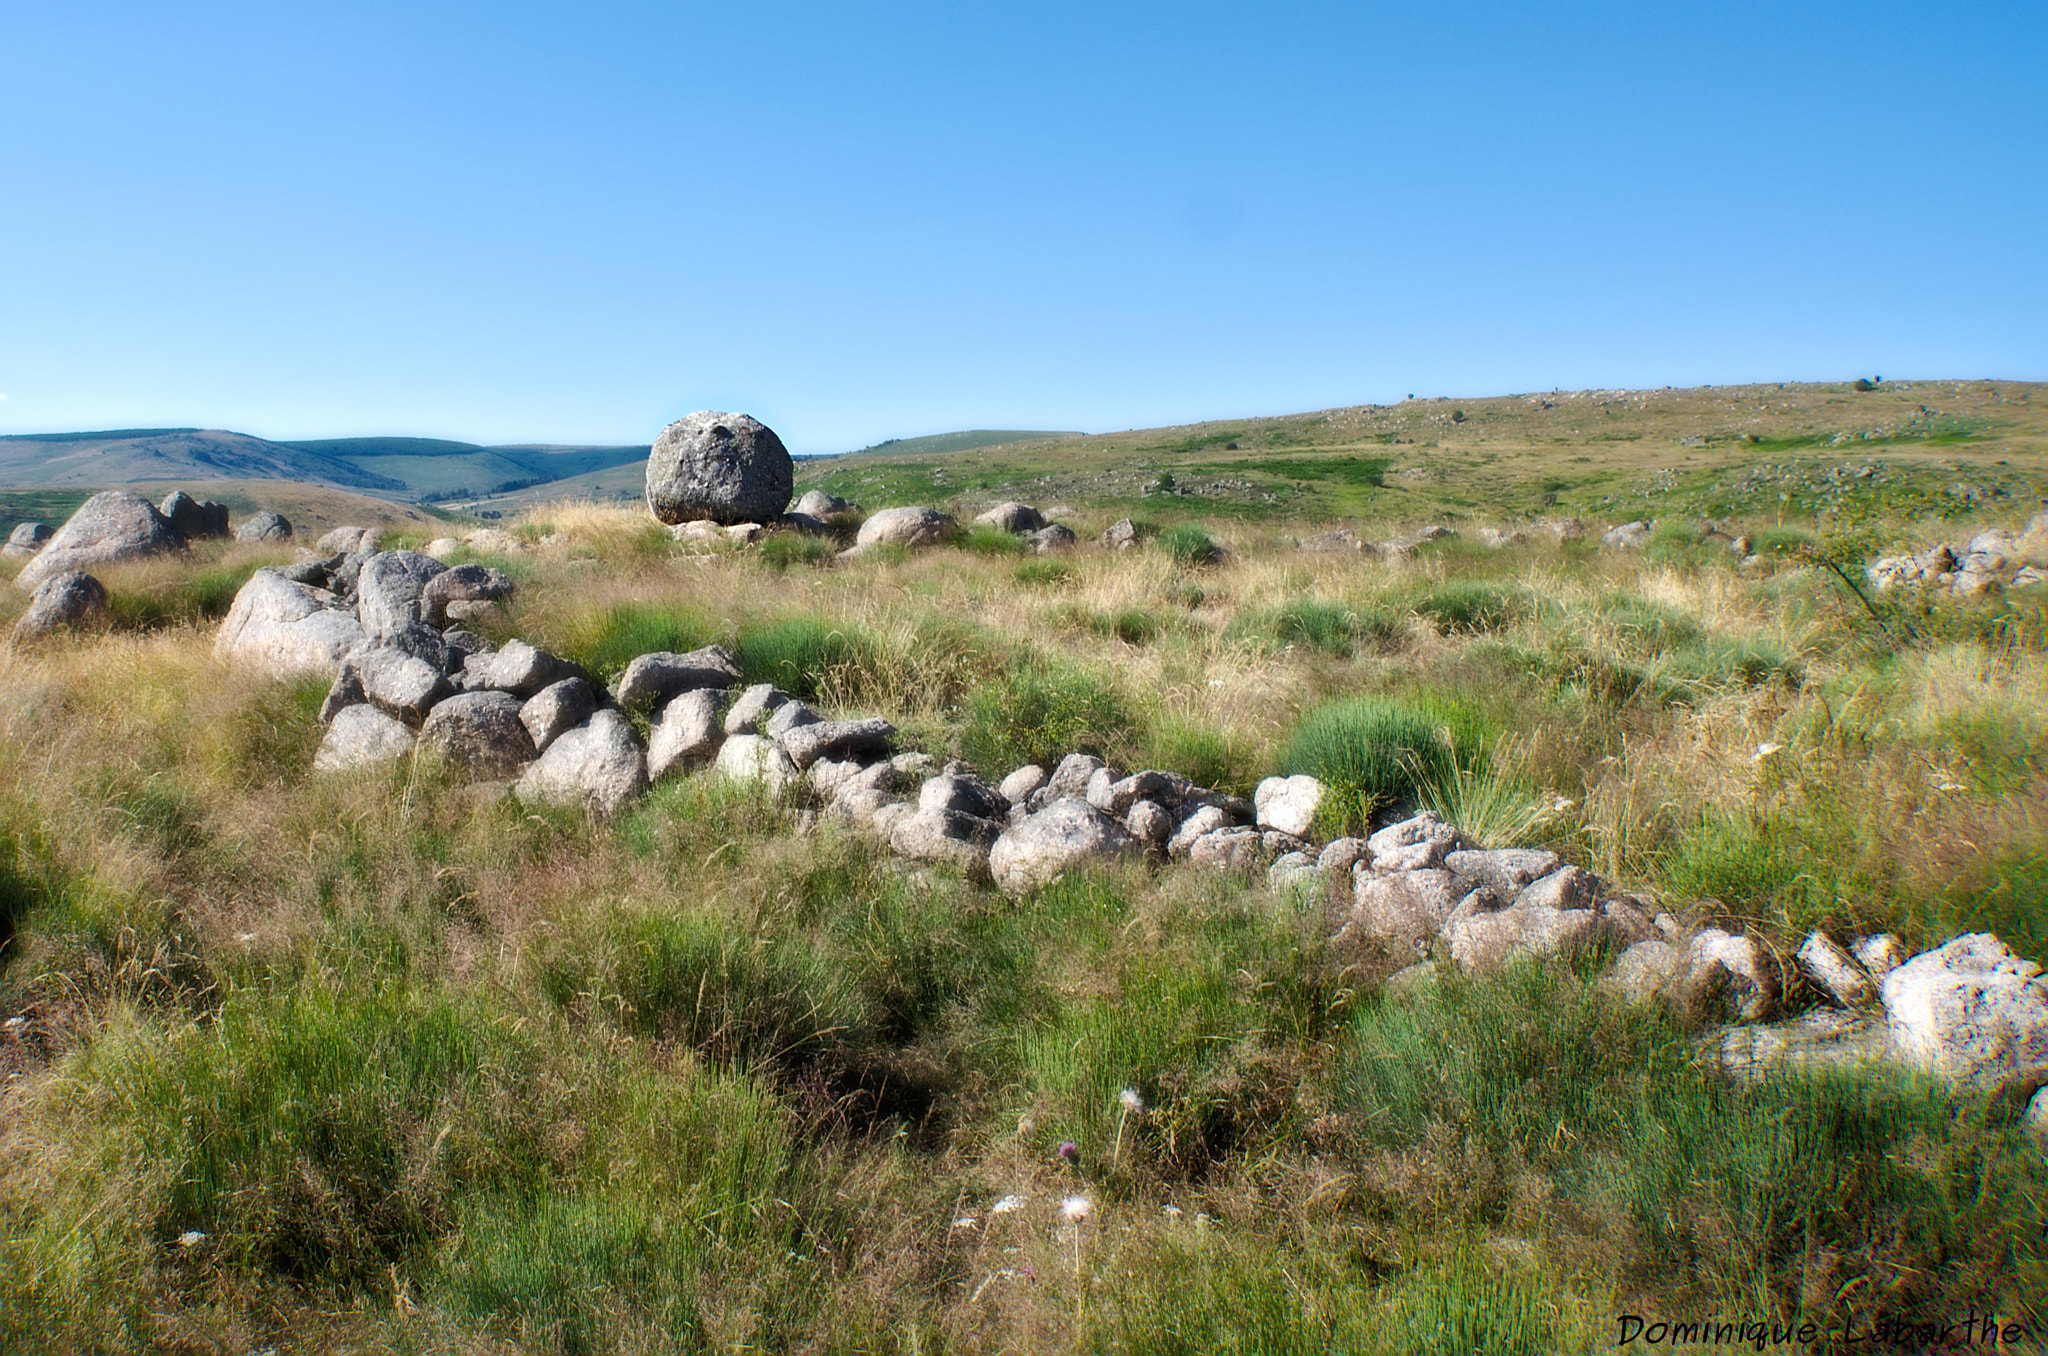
[
  {"x1": 723, "y1": 683, "x2": 791, "y2": 735},
  {"x1": 1000, "y1": 765, "x2": 1048, "y2": 804},
  {"x1": 855, "y1": 506, "x2": 959, "y2": 550},
  {"x1": 1365, "y1": 812, "x2": 1461, "y2": 873},
  {"x1": 1796, "y1": 930, "x2": 1877, "y2": 1008},
  {"x1": 1316, "y1": 838, "x2": 1367, "y2": 873},
  {"x1": 975, "y1": 502, "x2": 1045, "y2": 533},
  {"x1": 10, "y1": 570, "x2": 108, "y2": 641},
  {"x1": 613, "y1": 645, "x2": 742, "y2": 711},
  {"x1": 1254, "y1": 774, "x2": 1324, "y2": 837},
  {"x1": 713, "y1": 733, "x2": 796, "y2": 792},
  {"x1": 776, "y1": 717, "x2": 895, "y2": 769},
  {"x1": 484, "y1": 639, "x2": 584, "y2": 698},
  {"x1": 313, "y1": 704, "x2": 416, "y2": 773},
  {"x1": 988, "y1": 797, "x2": 1139, "y2": 896},
  {"x1": 1100, "y1": 518, "x2": 1138, "y2": 550},
  {"x1": 1188, "y1": 827, "x2": 1265, "y2": 874},
  {"x1": 1124, "y1": 799, "x2": 1173, "y2": 846},
  {"x1": 418, "y1": 691, "x2": 535, "y2": 777},
  {"x1": 648, "y1": 688, "x2": 725, "y2": 778},
  {"x1": 519, "y1": 678, "x2": 599, "y2": 755},
  {"x1": 1851, "y1": 933, "x2": 1906, "y2": 977},
  {"x1": 235, "y1": 511, "x2": 293, "y2": 543}
]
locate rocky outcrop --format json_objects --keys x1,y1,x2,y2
[
  {"x1": 646, "y1": 411, "x2": 793, "y2": 526},
  {"x1": 15, "y1": 491, "x2": 183, "y2": 592},
  {"x1": 10, "y1": 571, "x2": 108, "y2": 642},
  {"x1": 418, "y1": 691, "x2": 534, "y2": 776},
  {"x1": 515, "y1": 710, "x2": 648, "y2": 817},
  {"x1": 613, "y1": 646, "x2": 742, "y2": 711},
  {"x1": 214, "y1": 569, "x2": 367, "y2": 677},
  {"x1": 235, "y1": 512, "x2": 294, "y2": 543},
  {"x1": 158, "y1": 492, "x2": 228, "y2": 541},
  {"x1": 975, "y1": 502, "x2": 1045, "y2": 533},
  {"x1": 1880, "y1": 934, "x2": 2048, "y2": 1085}
]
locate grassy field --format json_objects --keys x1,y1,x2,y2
[{"x1": 1, "y1": 381, "x2": 2045, "y2": 1353}]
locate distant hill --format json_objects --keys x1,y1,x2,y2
[
  {"x1": 282, "y1": 438, "x2": 650, "y2": 501},
  {"x1": 0, "y1": 429, "x2": 408, "y2": 492},
  {"x1": 843, "y1": 429, "x2": 1079, "y2": 458}
]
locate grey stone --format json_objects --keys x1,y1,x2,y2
[
  {"x1": 1125, "y1": 799, "x2": 1173, "y2": 846},
  {"x1": 988, "y1": 797, "x2": 1139, "y2": 896},
  {"x1": 1093, "y1": 770, "x2": 1193, "y2": 818},
  {"x1": 890, "y1": 807, "x2": 1000, "y2": 878},
  {"x1": 1046, "y1": 753, "x2": 1107, "y2": 801},
  {"x1": 1266, "y1": 852, "x2": 1323, "y2": 894},
  {"x1": 1317, "y1": 838, "x2": 1368, "y2": 873},
  {"x1": 855, "y1": 506, "x2": 958, "y2": 550},
  {"x1": 1444, "y1": 848, "x2": 1560, "y2": 896},
  {"x1": 1880, "y1": 933, "x2": 2048, "y2": 1084},
  {"x1": 15, "y1": 491, "x2": 181, "y2": 592},
  {"x1": 646, "y1": 411, "x2": 793, "y2": 526},
  {"x1": 1602, "y1": 520, "x2": 1652, "y2": 549},
  {"x1": 828, "y1": 786, "x2": 898, "y2": 830},
  {"x1": 235, "y1": 511, "x2": 293, "y2": 543},
  {"x1": 278, "y1": 558, "x2": 333, "y2": 587},
  {"x1": 1715, "y1": 1008, "x2": 1892, "y2": 1085},
  {"x1": 214, "y1": 569, "x2": 366, "y2": 677},
  {"x1": 1254, "y1": 774, "x2": 1324, "y2": 837},
  {"x1": 1601, "y1": 896, "x2": 1661, "y2": 947},
  {"x1": 1167, "y1": 804, "x2": 1231, "y2": 858},
  {"x1": 1188, "y1": 827, "x2": 1265, "y2": 874},
  {"x1": 10, "y1": 570, "x2": 108, "y2": 642},
  {"x1": 1603, "y1": 940, "x2": 1685, "y2": 1004},
  {"x1": 1351, "y1": 868, "x2": 1462, "y2": 949},
  {"x1": 793, "y1": 490, "x2": 854, "y2": 518},
  {"x1": 355, "y1": 551, "x2": 448, "y2": 641},
  {"x1": 1100, "y1": 518, "x2": 1138, "y2": 550},
  {"x1": 808, "y1": 757, "x2": 866, "y2": 798},
  {"x1": 1852, "y1": 933, "x2": 1906, "y2": 977},
  {"x1": 1446, "y1": 903, "x2": 1600, "y2": 972},
  {"x1": 764, "y1": 699, "x2": 821, "y2": 738},
  {"x1": 777, "y1": 717, "x2": 895, "y2": 769},
  {"x1": 648, "y1": 687, "x2": 724, "y2": 778},
  {"x1": 316, "y1": 525, "x2": 372, "y2": 554},
  {"x1": 484, "y1": 639, "x2": 584, "y2": 698},
  {"x1": 418, "y1": 691, "x2": 535, "y2": 777},
  {"x1": 356, "y1": 646, "x2": 452, "y2": 721},
  {"x1": 1796, "y1": 930, "x2": 1877, "y2": 1008},
  {"x1": 313, "y1": 704, "x2": 416, "y2": 773},
  {"x1": 158, "y1": 491, "x2": 211, "y2": 540},
  {"x1": 514, "y1": 709, "x2": 648, "y2": 817},
  {"x1": 918, "y1": 772, "x2": 1009, "y2": 821},
  {"x1": 1083, "y1": 765, "x2": 1118, "y2": 812},
  {"x1": 890, "y1": 750, "x2": 938, "y2": 779},
  {"x1": 1512, "y1": 865, "x2": 1601, "y2": 912},
  {"x1": 975, "y1": 502, "x2": 1045, "y2": 533},
  {"x1": 1682, "y1": 929, "x2": 1783, "y2": 1024},
  {"x1": 4, "y1": 522, "x2": 52, "y2": 558},
  {"x1": 613, "y1": 645, "x2": 742, "y2": 711},
  {"x1": 442, "y1": 629, "x2": 492, "y2": 659},
  {"x1": 713, "y1": 733, "x2": 796, "y2": 792},
  {"x1": 1366, "y1": 812, "x2": 1461, "y2": 874},
  {"x1": 520, "y1": 678, "x2": 599, "y2": 755},
  {"x1": 1025, "y1": 524, "x2": 1077, "y2": 554},
  {"x1": 2026, "y1": 1087, "x2": 2048, "y2": 1143},
  {"x1": 999, "y1": 765, "x2": 1048, "y2": 804},
  {"x1": 723, "y1": 683, "x2": 791, "y2": 734},
  {"x1": 869, "y1": 800, "x2": 915, "y2": 840},
  {"x1": 420, "y1": 563, "x2": 511, "y2": 624}
]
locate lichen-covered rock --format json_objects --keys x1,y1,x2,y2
[
  {"x1": 918, "y1": 772, "x2": 1009, "y2": 821},
  {"x1": 889, "y1": 807, "x2": 1000, "y2": 878},
  {"x1": 1682, "y1": 929, "x2": 1784, "y2": 1024},
  {"x1": 1025, "y1": 524, "x2": 1077, "y2": 554},
  {"x1": 974, "y1": 502, "x2": 1045, "y2": 533},
  {"x1": 484, "y1": 640, "x2": 584, "y2": 698},
  {"x1": 1512, "y1": 865, "x2": 1601, "y2": 912},
  {"x1": 420, "y1": 563, "x2": 512, "y2": 624},
  {"x1": 214, "y1": 569, "x2": 366, "y2": 677},
  {"x1": 777, "y1": 717, "x2": 895, "y2": 769},
  {"x1": 1351, "y1": 868, "x2": 1463, "y2": 950},
  {"x1": 519, "y1": 677, "x2": 599, "y2": 755},
  {"x1": 514, "y1": 709, "x2": 647, "y2": 817},
  {"x1": 1880, "y1": 933, "x2": 2048, "y2": 1084},
  {"x1": 648, "y1": 687, "x2": 724, "y2": 779},
  {"x1": 1366, "y1": 812, "x2": 1462, "y2": 873},
  {"x1": 419, "y1": 691, "x2": 535, "y2": 777},
  {"x1": 1100, "y1": 518, "x2": 1138, "y2": 550},
  {"x1": 1188, "y1": 827, "x2": 1265, "y2": 875},
  {"x1": 1447, "y1": 903, "x2": 1601, "y2": 972},
  {"x1": 855, "y1": 506, "x2": 958, "y2": 550},
  {"x1": 1796, "y1": 930, "x2": 1877, "y2": 1008},
  {"x1": 1253, "y1": 774, "x2": 1324, "y2": 837},
  {"x1": 988, "y1": 798, "x2": 1139, "y2": 897},
  {"x1": 1000, "y1": 765, "x2": 1048, "y2": 804},
  {"x1": 714, "y1": 733, "x2": 796, "y2": 792},
  {"x1": 722, "y1": 683, "x2": 791, "y2": 735},
  {"x1": 16, "y1": 491, "x2": 181, "y2": 592},
  {"x1": 10, "y1": 570, "x2": 108, "y2": 642},
  {"x1": 235, "y1": 511, "x2": 293, "y2": 543},
  {"x1": 3, "y1": 522, "x2": 52, "y2": 559},
  {"x1": 613, "y1": 646, "x2": 742, "y2": 711},
  {"x1": 646, "y1": 412, "x2": 793, "y2": 526},
  {"x1": 1444, "y1": 849, "x2": 1560, "y2": 897},
  {"x1": 354, "y1": 646, "x2": 452, "y2": 721},
  {"x1": 793, "y1": 490, "x2": 855, "y2": 518},
  {"x1": 1124, "y1": 799, "x2": 1173, "y2": 847},
  {"x1": 355, "y1": 551, "x2": 448, "y2": 641},
  {"x1": 313, "y1": 704, "x2": 416, "y2": 773}
]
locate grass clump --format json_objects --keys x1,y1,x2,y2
[
  {"x1": 962, "y1": 660, "x2": 1135, "y2": 773},
  {"x1": 1278, "y1": 695, "x2": 1490, "y2": 827},
  {"x1": 757, "y1": 532, "x2": 835, "y2": 571},
  {"x1": 736, "y1": 616, "x2": 876, "y2": 700},
  {"x1": 551, "y1": 601, "x2": 715, "y2": 684},
  {"x1": 1229, "y1": 597, "x2": 1404, "y2": 655},
  {"x1": 1413, "y1": 581, "x2": 1531, "y2": 635},
  {"x1": 1157, "y1": 522, "x2": 1220, "y2": 567},
  {"x1": 1014, "y1": 558, "x2": 1074, "y2": 586},
  {"x1": 962, "y1": 522, "x2": 1028, "y2": 555}
]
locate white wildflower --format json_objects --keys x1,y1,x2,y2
[
  {"x1": 1752, "y1": 743, "x2": 1784, "y2": 762},
  {"x1": 1118, "y1": 1088, "x2": 1144, "y2": 1115},
  {"x1": 1161, "y1": 1204, "x2": 1183, "y2": 1217},
  {"x1": 177, "y1": 1230, "x2": 207, "y2": 1247},
  {"x1": 1061, "y1": 1195, "x2": 1092, "y2": 1223}
]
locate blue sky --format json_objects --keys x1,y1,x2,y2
[{"x1": 2, "y1": 2, "x2": 2042, "y2": 453}]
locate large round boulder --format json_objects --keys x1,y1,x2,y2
[
  {"x1": 645, "y1": 411, "x2": 793, "y2": 526},
  {"x1": 235, "y1": 511, "x2": 294, "y2": 543},
  {"x1": 213, "y1": 569, "x2": 366, "y2": 677},
  {"x1": 855, "y1": 507, "x2": 958, "y2": 550},
  {"x1": 10, "y1": 570, "x2": 109, "y2": 642},
  {"x1": 419, "y1": 691, "x2": 535, "y2": 776},
  {"x1": 988, "y1": 797, "x2": 1139, "y2": 897},
  {"x1": 15, "y1": 491, "x2": 182, "y2": 592}
]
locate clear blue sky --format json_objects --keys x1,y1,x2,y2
[{"x1": 2, "y1": 2, "x2": 2042, "y2": 454}]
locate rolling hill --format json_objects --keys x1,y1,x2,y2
[{"x1": 0, "y1": 429, "x2": 408, "y2": 492}]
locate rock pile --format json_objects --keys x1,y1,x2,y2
[{"x1": 1868, "y1": 513, "x2": 2048, "y2": 595}]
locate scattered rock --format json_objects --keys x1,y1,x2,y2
[
  {"x1": 158, "y1": 491, "x2": 228, "y2": 540},
  {"x1": 988, "y1": 797, "x2": 1139, "y2": 896},
  {"x1": 355, "y1": 551, "x2": 449, "y2": 641},
  {"x1": 313, "y1": 704, "x2": 416, "y2": 773},
  {"x1": 1880, "y1": 933, "x2": 2048, "y2": 1084},
  {"x1": 16, "y1": 491, "x2": 182, "y2": 592},
  {"x1": 1681, "y1": 929, "x2": 1783, "y2": 1024},
  {"x1": 1444, "y1": 849, "x2": 1560, "y2": 897},
  {"x1": 723, "y1": 682, "x2": 791, "y2": 734},
  {"x1": 1447, "y1": 903, "x2": 1602, "y2": 972},
  {"x1": 1715, "y1": 1008, "x2": 1891, "y2": 1085},
  {"x1": 1099, "y1": 518, "x2": 1138, "y2": 550},
  {"x1": 10, "y1": 570, "x2": 108, "y2": 642},
  {"x1": 855, "y1": 506, "x2": 959, "y2": 550},
  {"x1": 778, "y1": 717, "x2": 895, "y2": 769},
  {"x1": 713, "y1": 732, "x2": 796, "y2": 792},
  {"x1": 1602, "y1": 520, "x2": 1652, "y2": 549},
  {"x1": 235, "y1": 511, "x2": 294, "y2": 543},
  {"x1": 1351, "y1": 868, "x2": 1464, "y2": 951},
  {"x1": 1317, "y1": 838, "x2": 1367, "y2": 873},
  {"x1": 613, "y1": 645, "x2": 742, "y2": 711},
  {"x1": 975, "y1": 502, "x2": 1045, "y2": 533},
  {"x1": 515, "y1": 709, "x2": 648, "y2": 817},
  {"x1": 214, "y1": 569, "x2": 366, "y2": 677},
  {"x1": 3, "y1": 522, "x2": 52, "y2": 559},
  {"x1": 1253, "y1": 774, "x2": 1324, "y2": 837},
  {"x1": 919, "y1": 772, "x2": 1009, "y2": 821},
  {"x1": 1795, "y1": 930, "x2": 1877, "y2": 1008},
  {"x1": 420, "y1": 563, "x2": 512, "y2": 623},
  {"x1": 890, "y1": 807, "x2": 1000, "y2": 878},
  {"x1": 418, "y1": 691, "x2": 535, "y2": 777},
  {"x1": 354, "y1": 646, "x2": 452, "y2": 721},
  {"x1": 648, "y1": 687, "x2": 726, "y2": 778},
  {"x1": 1300, "y1": 529, "x2": 1366, "y2": 552},
  {"x1": 1366, "y1": 812, "x2": 1461, "y2": 873},
  {"x1": 317, "y1": 526, "x2": 372, "y2": 554},
  {"x1": 1000, "y1": 765, "x2": 1047, "y2": 804},
  {"x1": 1124, "y1": 799, "x2": 1173, "y2": 847},
  {"x1": 1853, "y1": 933, "x2": 1906, "y2": 976},
  {"x1": 519, "y1": 678, "x2": 600, "y2": 755},
  {"x1": 793, "y1": 490, "x2": 855, "y2": 518},
  {"x1": 646, "y1": 411, "x2": 794, "y2": 526},
  {"x1": 1025, "y1": 524, "x2": 1077, "y2": 554},
  {"x1": 1188, "y1": 827, "x2": 1265, "y2": 875}
]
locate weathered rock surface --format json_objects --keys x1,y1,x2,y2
[
  {"x1": 919, "y1": 772, "x2": 1009, "y2": 821},
  {"x1": 1125, "y1": 799, "x2": 1173, "y2": 846},
  {"x1": 855, "y1": 507, "x2": 958, "y2": 550},
  {"x1": 1512, "y1": 865, "x2": 1600, "y2": 912},
  {"x1": 1603, "y1": 940, "x2": 1685, "y2": 1004},
  {"x1": 1880, "y1": 934, "x2": 2048, "y2": 1084},
  {"x1": 419, "y1": 691, "x2": 535, "y2": 776},
  {"x1": 974, "y1": 502, "x2": 1045, "y2": 533},
  {"x1": 1447, "y1": 903, "x2": 1601, "y2": 972},
  {"x1": 1444, "y1": 849, "x2": 1559, "y2": 897},
  {"x1": 1188, "y1": 827, "x2": 1265, "y2": 874},
  {"x1": 1044, "y1": 753, "x2": 1107, "y2": 802},
  {"x1": 214, "y1": 569, "x2": 366, "y2": 677},
  {"x1": 317, "y1": 525, "x2": 373, "y2": 554},
  {"x1": 420, "y1": 563, "x2": 512, "y2": 623},
  {"x1": 1602, "y1": 520, "x2": 1652, "y2": 549},
  {"x1": 890, "y1": 807, "x2": 1000, "y2": 878},
  {"x1": 1351, "y1": 868, "x2": 1464, "y2": 950},
  {"x1": 515, "y1": 709, "x2": 648, "y2": 817},
  {"x1": 723, "y1": 683, "x2": 790, "y2": 734},
  {"x1": 16, "y1": 491, "x2": 182, "y2": 592},
  {"x1": 793, "y1": 490, "x2": 855, "y2": 518},
  {"x1": 354, "y1": 646, "x2": 452, "y2": 721},
  {"x1": 235, "y1": 511, "x2": 294, "y2": 543},
  {"x1": 646, "y1": 411, "x2": 794, "y2": 526},
  {"x1": 11, "y1": 570, "x2": 108, "y2": 642},
  {"x1": 1254, "y1": 775, "x2": 1324, "y2": 837},
  {"x1": 3, "y1": 522, "x2": 52, "y2": 559},
  {"x1": 1166, "y1": 804, "x2": 1231, "y2": 858},
  {"x1": 713, "y1": 733, "x2": 796, "y2": 791},
  {"x1": 1853, "y1": 934, "x2": 1906, "y2": 976},
  {"x1": 519, "y1": 678, "x2": 599, "y2": 755},
  {"x1": 1100, "y1": 518, "x2": 1138, "y2": 550},
  {"x1": 1025, "y1": 523, "x2": 1077, "y2": 554},
  {"x1": 1682, "y1": 929, "x2": 1783, "y2": 1024},
  {"x1": 1796, "y1": 930, "x2": 1877, "y2": 1008},
  {"x1": 313, "y1": 704, "x2": 416, "y2": 773},
  {"x1": 484, "y1": 640, "x2": 584, "y2": 698},
  {"x1": 1000, "y1": 765, "x2": 1047, "y2": 804},
  {"x1": 158, "y1": 491, "x2": 228, "y2": 541},
  {"x1": 648, "y1": 687, "x2": 725, "y2": 778},
  {"x1": 614, "y1": 646, "x2": 742, "y2": 711},
  {"x1": 1366, "y1": 812, "x2": 1462, "y2": 873},
  {"x1": 355, "y1": 551, "x2": 448, "y2": 640},
  {"x1": 777, "y1": 717, "x2": 895, "y2": 769},
  {"x1": 988, "y1": 798, "x2": 1139, "y2": 896},
  {"x1": 764, "y1": 699, "x2": 820, "y2": 738},
  {"x1": 1317, "y1": 838, "x2": 1368, "y2": 873},
  {"x1": 1716, "y1": 1008, "x2": 1892, "y2": 1085}
]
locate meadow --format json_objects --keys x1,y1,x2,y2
[{"x1": 2, "y1": 380, "x2": 2046, "y2": 1353}]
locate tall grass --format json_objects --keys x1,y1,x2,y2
[{"x1": 1278, "y1": 695, "x2": 1492, "y2": 828}]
